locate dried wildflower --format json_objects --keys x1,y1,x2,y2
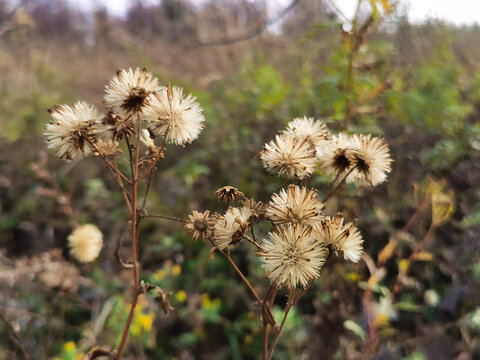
[
  {"x1": 212, "y1": 207, "x2": 252, "y2": 250},
  {"x1": 215, "y1": 186, "x2": 244, "y2": 203},
  {"x1": 315, "y1": 213, "x2": 363, "y2": 262},
  {"x1": 241, "y1": 198, "x2": 266, "y2": 223},
  {"x1": 259, "y1": 134, "x2": 316, "y2": 180},
  {"x1": 45, "y1": 102, "x2": 104, "y2": 161},
  {"x1": 258, "y1": 224, "x2": 327, "y2": 289},
  {"x1": 68, "y1": 224, "x2": 103, "y2": 263},
  {"x1": 284, "y1": 116, "x2": 332, "y2": 149},
  {"x1": 266, "y1": 185, "x2": 326, "y2": 226},
  {"x1": 93, "y1": 139, "x2": 122, "y2": 157},
  {"x1": 185, "y1": 210, "x2": 212, "y2": 241},
  {"x1": 374, "y1": 296, "x2": 398, "y2": 327},
  {"x1": 99, "y1": 111, "x2": 136, "y2": 140},
  {"x1": 348, "y1": 134, "x2": 393, "y2": 186},
  {"x1": 104, "y1": 67, "x2": 160, "y2": 119},
  {"x1": 143, "y1": 85, "x2": 205, "y2": 145},
  {"x1": 317, "y1": 132, "x2": 357, "y2": 176}
]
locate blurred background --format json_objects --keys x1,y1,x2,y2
[{"x1": 0, "y1": 0, "x2": 479, "y2": 359}]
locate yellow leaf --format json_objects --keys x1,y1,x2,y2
[
  {"x1": 412, "y1": 251, "x2": 434, "y2": 262},
  {"x1": 378, "y1": 239, "x2": 397, "y2": 265}
]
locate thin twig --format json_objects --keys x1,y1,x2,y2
[
  {"x1": 142, "y1": 214, "x2": 187, "y2": 223},
  {"x1": 322, "y1": 165, "x2": 357, "y2": 202},
  {"x1": 268, "y1": 288, "x2": 295, "y2": 359},
  {"x1": 0, "y1": 310, "x2": 35, "y2": 360}
]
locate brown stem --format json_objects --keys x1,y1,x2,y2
[
  {"x1": 268, "y1": 288, "x2": 295, "y2": 359},
  {"x1": 115, "y1": 117, "x2": 142, "y2": 360},
  {"x1": 243, "y1": 234, "x2": 264, "y2": 252},
  {"x1": 115, "y1": 289, "x2": 141, "y2": 360},
  {"x1": 137, "y1": 134, "x2": 168, "y2": 182},
  {"x1": 142, "y1": 214, "x2": 187, "y2": 223},
  {"x1": 322, "y1": 165, "x2": 357, "y2": 202}
]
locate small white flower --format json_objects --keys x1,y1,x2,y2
[
  {"x1": 143, "y1": 85, "x2": 205, "y2": 145},
  {"x1": 68, "y1": 224, "x2": 103, "y2": 263},
  {"x1": 259, "y1": 224, "x2": 327, "y2": 289},
  {"x1": 259, "y1": 133, "x2": 316, "y2": 180},
  {"x1": 45, "y1": 102, "x2": 104, "y2": 161}
]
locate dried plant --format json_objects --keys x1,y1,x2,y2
[{"x1": 45, "y1": 67, "x2": 393, "y2": 359}]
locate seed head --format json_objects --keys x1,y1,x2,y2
[{"x1": 68, "y1": 224, "x2": 103, "y2": 263}]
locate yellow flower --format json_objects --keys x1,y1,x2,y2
[
  {"x1": 154, "y1": 269, "x2": 166, "y2": 281},
  {"x1": 172, "y1": 265, "x2": 182, "y2": 277},
  {"x1": 347, "y1": 272, "x2": 360, "y2": 282},
  {"x1": 63, "y1": 341, "x2": 76, "y2": 352},
  {"x1": 176, "y1": 290, "x2": 187, "y2": 303}
]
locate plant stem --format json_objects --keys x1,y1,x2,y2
[
  {"x1": 142, "y1": 214, "x2": 187, "y2": 223},
  {"x1": 268, "y1": 288, "x2": 295, "y2": 359},
  {"x1": 115, "y1": 118, "x2": 142, "y2": 360}
]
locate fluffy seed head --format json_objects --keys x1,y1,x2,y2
[
  {"x1": 259, "y1": 134, "x2": 317, "y2": 180},
  {"x1": 212, "y1": 207, "x2": 251, "y2": 250},
  {"x1": 68, "y1": 224, "x2": 103, "y2": 263},
  {"x1": 317, "y1": 132, "x2": 357, "y2": 175},
  {"x1": 104, "y1": 67, "x2": 160, "y2": 119},
  {"x1": 185, "y1": 210, "x2": 212, "y2": 241},
  {"x1": 284, "y1": 116, "x2": 332, "y2": 150},
  {"x1": 348, "y1": 134, "x2": 393, "y2": 186},
  {"x1": 266, "y1": 185, "x2": 326, "y2": 226},
  {"x1": 143, "y1": 85, "x2": 205, "y2": 145},
  {"x1": 314, "y1": 213, "x2": 363, "y2": 262},
  {"x1": 259, "y1": 224, "x2": 327, "y2": 289},
  {"x1": 45, "y1": 102, "x2": 104, "y2": 161}
]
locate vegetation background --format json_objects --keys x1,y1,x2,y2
[{"x1": 0, "y1": 0, "x2": 479, "y2": 359}]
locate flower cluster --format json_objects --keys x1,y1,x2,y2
[
  {"x1": 186, "y1": 116, "x2": 392, "y2": 290},
  {"x1": 44, "y1": 67, "x2": 206, "y2": 162}
]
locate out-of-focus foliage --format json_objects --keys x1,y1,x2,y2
[{"x1": 1, "y1": 0, "x2": 479, "y2": 359}]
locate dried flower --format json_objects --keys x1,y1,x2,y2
[
  {"x1": 241, "y1": 198, "x2": 266, "y2": 223},
  {"x1": 185, "y1": 210, "x2": 212, "y2": 241},
  {"x1": 99, "y1": 111, "x2": 136, "y2": 141},
  {"x1": 68, "y1": 224, "x2": 103, "y2": 263},
  {"x1": 315, "y1": 213, "x2": 363, "y2": 262},
  {"x1": 104, "y1": 67, "x2": 160, "y2": 119},
  {"x1": 143, "y1": 85, "x2": 205, "y2": 145},
  {"x1": 266, "y1": 185, "x2": 326, "y2": 226},
  {"x1": 93, "y1": 139, "x2": 122, "y2": 157},
  {"x1": 259, "y1": 133, "x2": 317, "y2": 180},
  {"x1": 258, "y1": 224, "x2": 327, "y2": 289},
  {"x1": 45, "y1": 102, "x2": 104, "y2": 161},
  {"x1": 212, "y1": 207, "x2": 252, "y2": 250},
  {"x1": 284, "y1": 116, "x2": 332, "y2": 150},
  {"x1": 215, "y1": 186, "x2": 244, "y2": 203},
  {"x1": 348, "y1": 134, "x2": 392, "y2": 186},
  {"x1": 317, "y1": 132, "x2": 357, "y2": 176}
]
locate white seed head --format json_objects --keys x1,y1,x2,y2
[
  {"x1": 315, "y1": 213, "x2": 363, "y2": 262},
  {"x1": 104, "y1": 67, "x2": 160, "y2": 118},
  {"x1": 259, "y1": 133, "x2": 316, "y2": 180},
  {"x1": 212, "y1": 207, "x2": 251, "y2": 250},
  {"x1": 68, "y1": 224, "x2": 103, "y2": 263},
  {"x1": 266, "y1": 185, "x2": 325, "y2": 226},
  {"x1": 143, "y1": 85, "x2": 205, "y2": 145},
  {"x1": 45, "y1": 102, "x2": 104, "y2": 161},
  {"x1": 348, "y1": 134, "x2": 393, "y2": 186},
  {"x1": 284, "y1": 116, "x2": 332, "y2": 152},
  {"x1": 259, "y1": 224, "x2": 327, "y2": 289},
  {"x1": 317, "y1": 132, "x2": 357, "y2": 176}
]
